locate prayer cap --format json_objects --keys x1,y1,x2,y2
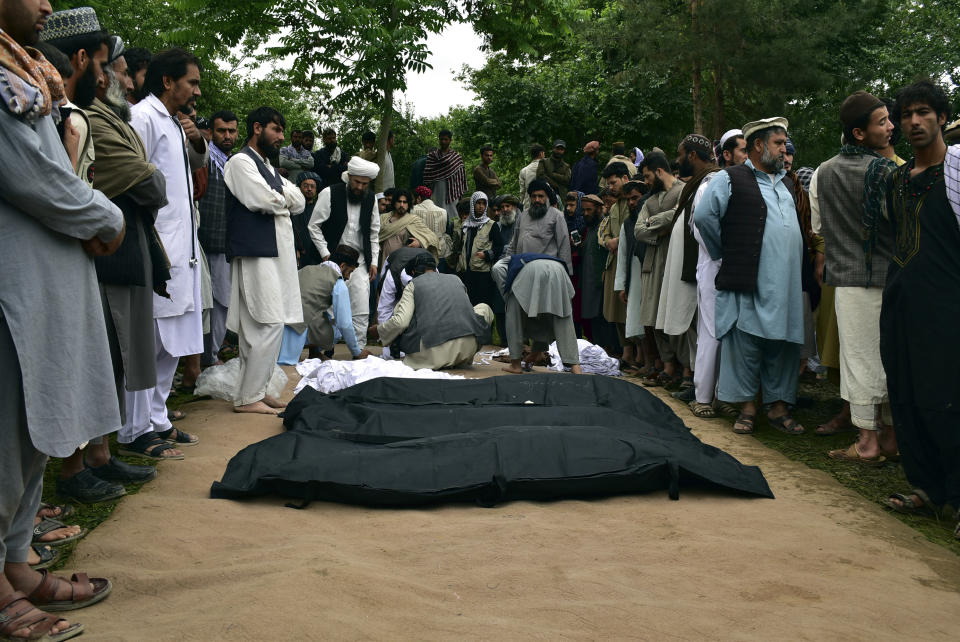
[
  {"x1": 553, "y1": 139, "x2": 566, "y2": 149},
  {"x1": 682, "y1": 133, "x2": 713, "y2": 156},
  {"x1": 500, "y1": 194, "x2": 520, "y2": 206},
  {"x1": 582, "y1": 194, "x2": 604, "y2": 207},
  {"x1": 785, "y1": 138, "x2": 796, "y2": 155},
  {"x1": 839, "y1": 91, "x2": 884, "y2": 129},
  {"x1": 297, "y1": 171, "x2": 320, "y2": 187},
  {"x1": 719, "y1": 128, "x2": 742, "y2": 147},
  {"x1": 583, "y1": 140, "x2": 599, "y2": 153},
  {"x1": 341, "y1": 156, "x2": 380, "y2": 183},
  {"x1": 41, "y1": 7, "x2": 102, "y2": 41},
  {"x1": 414, "y1": 185, "x2": 433, "y2": 199},
  {"x1": 742, "y1": 117, "x2": 789, "y2": 140},
  {"x1": 527, "y1": 178, "x2": 552, "y2": 196}
]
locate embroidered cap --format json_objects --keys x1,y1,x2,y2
[
  {"x1": 742, "y1": 117, "x2": 789, "y2": 140},
  {"x1": 40, "y1": 7, "x2": 103, "y2": 42}
]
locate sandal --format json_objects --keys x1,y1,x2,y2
[
  {"x1": 26, "y1": 570, "x2": 112, "y2": 613},
  {"x1": 733, "y1": 413, "x2": 756, "y2": 434},
  {"x1": 815, "y1": 415, "x2": 855, "y2": 436},
  {"x1": 689, "y1": 402, "x2": 716, "y2": 418},
  {"x1": 117, "y1": 434, "x2": 185, "y2": 460},
  {"x1": 828, "y1": 443, "x2": 886, "y2": 466},
  {"x1": 30, "y1": 545, "x2": 60, "y2": 571},
  {"x1": 883, "y1": 489, "x2": 936, "y2": 516},
  {"x1": 0, "y1": 592, "x2": 83, "y2": 642},
  {"x1": 32, "y1": 519, "x2": 86, "y2": 547},
  {"x1": 37, "y1": 504, "x2": 75, "y2": 521},
  {"x1": 157, "y1": 427, "x2": 199, "y2": 447},
  {"x1": 167, "y1": 409, "x2": 186, "y2": 422},
  {"x1": 768, "y1": 413, "x2": 805, "y2": 435},
  {"x1": 713, "y1": 401, "x2": 739, "y2": 419},
  {"x1": 640, "y1": 370, "x2": 664, "y2": 387}
]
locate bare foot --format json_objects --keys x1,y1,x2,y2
[
  {"x1": 36, "y1": 504, "x2": 67, "y2": 520},
  {"x1": 33, "y1": 517, "x2": 82, "y2": 544},
  {"x1": 234, "y1": 401, "x2": 280, "y2": 415},
  {"x1": 262, "y1": 395, "x2": 287, "y2": 409},
  {"x1": 569, "y1": 365, "x2": 583, "y2": 374}
]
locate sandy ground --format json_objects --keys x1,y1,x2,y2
[{"x1": 65, "y1": 348, "x2": 960, "y2": 641}]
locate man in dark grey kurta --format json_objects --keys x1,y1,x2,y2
[{"x1": 0, "y1": 2, "x2": 122, "y2": 620}]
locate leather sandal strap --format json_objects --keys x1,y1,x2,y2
[
  {"x1": 26, "y1": 569, "x2": 60, "y2": 603},
  {"x1": 69, "y1": 573, "x2": 93, "y2": 602},
  {"x1": 0, "y1": 591, "x2": 60, "y2": 638}
]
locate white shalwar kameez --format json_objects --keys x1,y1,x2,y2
[
  {"x1": 689, "y1": 175, "x2": 721, "y2": 404},
  {"x1": 128, "y1": 94, "x2": 203, "y2": 438},
  {"x1": 224, "y1": 150, "x2": 305, "y2": 406},
  {"x1": 656, "y1": 205, "x2": 699, "y2": 368}
]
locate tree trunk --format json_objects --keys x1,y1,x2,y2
[
  {"x1": 690, "y1": 0, "x2": 703, "y2": 134},
  {"x1": 374, "y1": 84, "x2": 394, "y2": 193},
  {"x1": 712, "y1": 61, "x2": 725, "y2": 139}
]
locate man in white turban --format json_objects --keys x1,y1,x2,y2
[{"x1": 308, "y1": 157, "x2": 381, "y2": 347}]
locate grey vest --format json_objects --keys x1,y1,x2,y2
[
  {"x1": 292, "y1": 263, "x2": 340, "y2": 344},
  {"x1": 817, "y1": 153, "x2": 893, "y2": 287},
  {"x1": 398, "y1": 272, "x2": 489, "y2": 355}
]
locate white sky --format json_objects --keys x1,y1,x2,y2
[{"x1": 400, "y1": 22, "x2": 487, "y2": 118}]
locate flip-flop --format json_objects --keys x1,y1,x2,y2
[
  {"x1": 828, "y1": 443, "x2": 886, "y2": 467},
  {"x1": 37, "y1": 503, "x2": 75, "y2": 520},
  {"x1": 733, "y1": 413, "x2": 756, "y2": 434},
  {"x1": 883, "y1": 489, "x2": 936, "y2": 516},
  {"x1": 30, "y1": 544, "x2": 60, "y2": 570},
  {"x1": 768, "y1": 413, "x2": 805, "y2": 435},
  {"x1": 33, "y1": 519, "x2": 87, "y2": 547},
  {"x1": 117, "y1": 434, "x2": 185, "y2": 460}
]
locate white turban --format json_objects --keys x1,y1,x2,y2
[
  {"x1": 719, "y1": 128, "x2": 743, "y2": 148},
  {"x1": 341, "y1": 156, "x2": 380, "y2": 183}
]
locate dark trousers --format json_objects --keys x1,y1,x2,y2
[{"x1": 891, "y1": 402, "x2": 960, "y2": 508}]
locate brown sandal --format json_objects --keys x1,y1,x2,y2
[
  {"x1": 26, "y1": 570, "x2": 112, "y2": 613},
  {"x1": 0, "y1": 591, "x2": 83, "y2": 641}
]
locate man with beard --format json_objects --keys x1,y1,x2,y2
[
  {"x1": 125, "y1": 48, "x2": 206, "y2": 457},
  {"x1": 123, "y1": 46, "x2": 150, "y2": 104},
  {"x1": 807, "y1": 91, "x2": 898, "y2": 461},
  {"x1": 64, "y1": 45, "x2": 173, "y2": 490},
  {"x1": 313, "y1": 127, "x2": 349, "y2": 187},
  {"x1": 39, "y1": 7, "x2": 109, "y2": 185},
  {"x1": 497, "y1": 179, "x2": 572, "y2": 275},
  {"x1": 599, "y1": 161, "x2": 639, "y2": 369},
  {"x1": 197, "y1": 109, "x2": 237, "y2": 366},
  {"x1": 308, "y1": 156, "x2": 381, "y2": 348},
  {"x1": 490, "y1": 194, "x2": 519, "y2": 342},
  {"x1": 634, "y1": 152, "x2": 685, "y2": 388},
  {"x1": 613, "y1": 181, "x2": 648, "y2": 348},
  {"x1": 537, "y1": 139, "x2": 571, "y2": 195},
  {"x1": 1, "y1": 1, "x2": 124, "y2": 636},
  {"x1": 658, "y1": 135, "x2": 718, "y2": 405},
  {"x1": 223, "y1": 106, "x2": 305, "y2": 414},
  {"x1": 718, "y1": 129, "x2": 747, "y2": 168},
  {"x1": 379, "y1": 187, "x2": 438, "y2": 262},
  {"x1": 292, "y1": 171, "x2": 322, "y2": 267},
  {"x1": 458, "y1": 191, "x2": 503, "y2": 320},
  {"x1": 695, "y1": 117, "x2": 806, "y2": 436},
  {"x1": 423, "y1": 129, "x2": 467, "y2": 221},
  {"x1": 880, "y1": 81, "x2": 960, "y2": 536},
  {"x1": 578, "y1": 193, "x2": 619, "y2": 351},
  {"x1": 473, "y1": 144, "x2": 501, "y2": 200}
]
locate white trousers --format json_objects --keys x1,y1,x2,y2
[
  {"x1": 347, "y1": 260, "x2": 371, "y2": 350},
  {"x1": 234, "y1": 289, "x2": 284, "y2": 406},
  {"x1": 836, "y1": 286, "x2": 889, "y2": 430},
  {"x1": 694, "y1": 287, "x2": 720, "y2": 404}
]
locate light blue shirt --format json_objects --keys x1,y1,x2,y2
[
  {"x1": 329, "y1": 278, "x2": 362, "y2": 356},
  {"x1": 693, "y1": 160, "x2": 804, "y2": 344}
]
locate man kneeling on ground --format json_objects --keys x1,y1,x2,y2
[
  {"x1": 293, "y1": 245, "x2": 371, "y2": 361},
  {"x1": 378, "y1": 254, "x2": 493, "y2": 369}
]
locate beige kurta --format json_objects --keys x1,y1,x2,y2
[
  {"x1": 634, "y1": 180, "x2": 684, "y2": 327},
  {"x1": 600, "y1": 199, "x2": 629, "y2": 324},
  {"x1": 223, "y1": 150, "x2": 305, "y2": 327}
]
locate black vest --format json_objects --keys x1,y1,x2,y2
[
  {"x1": 323, "y1": 182, "x2": 375, "y2": 266},
  {"x1": 226, "y1": 147, "x2": 283, "y2": 259},
  {"x1": 714, "y1": 164, "x2": 794, "y2": 292}
]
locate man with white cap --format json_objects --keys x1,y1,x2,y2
[
  {"x1": 718, "y1": 128, "x2": 747, "y2": 167},
  {"x1": 694, "y1": 117, "x2": 806, "y2": 436},
  {"x1": 308, "y1": 156, "x2": 381, "y2": 347}
]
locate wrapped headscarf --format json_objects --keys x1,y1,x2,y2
[
  {"x1": 463, "y1": 191, "x2": 491, "y2": 229},
  {"x1": 564, "y1": 190, "x2": 586, "y2": 238}
]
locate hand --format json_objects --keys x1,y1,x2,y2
[
  {"x1": 82, "y1": 220, "x2": 126, "y2": 257},
  {"x1": 618, "y1": 290, "x2": 628, "y2": 304},
  {"x1": 475, "y1": 251, "x2": 485, "y2": 259},
  {"x1": 322, "y1": 254, "x2": 331, "y2": 262},
  {"x1": 408, "y1": 238, "x2": 421, "y2": 248},
  {"x1": 606, "y1": 237, "x2": 619, "y2": 252},
  {"x1": 177, "y1": 111, "x2": 201, "y2": 143},
  {"x1": 63, "y1": 118, "x2": 80, "y2": 171},
  {"x1": 368, "y1": 264, "x2": 377, "y2": 281},
  {"x1": 814, "y1": 251, "x2": 825, "y2": 286},
  {"x1": 353, "y1": 349, "x2": 372, "y2": 360}
]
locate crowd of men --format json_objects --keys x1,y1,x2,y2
[{"x1": 1, "y1": 2, "x2": 958, "y2": 639}]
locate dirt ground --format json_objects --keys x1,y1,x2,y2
[{"x1": 66, "y1": 349, "x2": 960, "y2": 640}]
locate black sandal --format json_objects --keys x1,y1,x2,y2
[
  {"x1": 733, "y1": 412, "x2": 756, "y2": 434},
  {"x1": 117, "y1": 434, "x2": 185, "y2": 460},
  {"x1": 157, "y1": 427, "x2": 199, "y2": 447}
]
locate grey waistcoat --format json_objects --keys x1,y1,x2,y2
[
  {"x1": 398, "y1": 272, "x2": 488, "y2": 354},
  {"x1": 817, "y1": 153, "x2": 893, "y2": 288}
]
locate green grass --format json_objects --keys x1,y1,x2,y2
[{"x1": 726, "y1": 369, "x2": 959, "y2": 556}]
